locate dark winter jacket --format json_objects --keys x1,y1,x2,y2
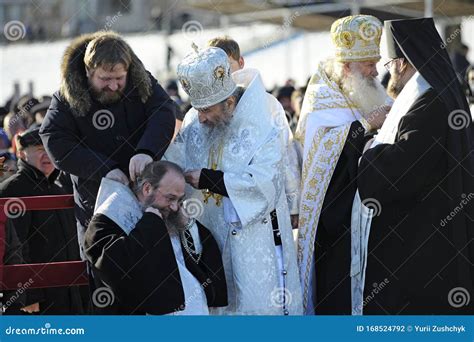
[
  {"x1": 0, "y1": 159, "x2": 83, "y2": 314},
  {"x1": 39, "y1": 33, "x2": 176, "y2": 253}
]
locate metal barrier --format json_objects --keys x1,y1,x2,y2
[{"x1": 0, "y1": 195, "x2": 88, "y2": 291}]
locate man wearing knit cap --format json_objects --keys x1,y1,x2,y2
[
  {"x1": 165, "y1": 46, "x2": 303, "y2": 315},
  {"x1": 295, "y1": 15, "x2": 391, "y2": 315}
]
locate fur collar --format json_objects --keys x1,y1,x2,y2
[{"x1": 59, "y1": 31, "x2": 152, "y2": 117}]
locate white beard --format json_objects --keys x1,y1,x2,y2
[
  {"x1": 341, "y1": 72, "x2": 387, "y2": 117},
  {"x1": 325, "y1": 59, "x2": 388, "y2": 117}
]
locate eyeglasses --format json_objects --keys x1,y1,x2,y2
[
  {"x1": 156, "y1": 188, "x2": 185, "y2": 206},
  {"x1": 384, "y1": 58, "x2": 403, "y2": 72}
]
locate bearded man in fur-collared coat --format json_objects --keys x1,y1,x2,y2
[{"x1": 39, "y1": 31, "x2": 176, "y2": 259}]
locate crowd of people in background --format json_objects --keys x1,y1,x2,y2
[
  {"x1": 1, "y1": 42, "x2": 472, "y2": 164},
  {"x1": 0, "y1": 19, "x2": 473, "y2": 315},
  {"x1": 164, "y1": 42, "x2": 474, "y2": 138}
]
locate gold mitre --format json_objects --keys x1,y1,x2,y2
[{"x1": 331, "y1": 15, "x2": 382, "y2": 62}]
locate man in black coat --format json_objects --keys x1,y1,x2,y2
[
  {"x1": 84, "y1": 161, "x2": 227, "y2": 315},
  {"x1": 0, "y1": 128, "x2": 83, "y2": 314},
  {"x1": 39, "y1": 31, "x2": 176, "y2": 258},
  {"x1": 357, "y1": 18, "x2": 474, "y2": 314}
]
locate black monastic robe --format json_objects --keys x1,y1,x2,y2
[
  {"x1": 84, "y1": 212, "x2": 227, "y2": 315},
  {"x1": 314, "y1": 120, "x2": 372, "y2": 314}
]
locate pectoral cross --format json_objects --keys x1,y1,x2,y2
[
  {"x1": 203, "y1": 189, "x2": 213, "y2": 204},
  {"x1": 202, "y1": 188, "x2": 223, "y2": 206},
  {"x1": 214, "y1": 193, "x2": 222, "y2": 206}
]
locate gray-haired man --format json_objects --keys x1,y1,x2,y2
[{"x1": 165, "y1": 47, "x2": 303, "y2": 315}]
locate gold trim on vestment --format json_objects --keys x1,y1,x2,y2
[
  {"x1": 203, "y1": 142, "x2": 224, "y2": 206},
  {"x1": 296, "y1": 62, "x2": 362, "y2": 312}
]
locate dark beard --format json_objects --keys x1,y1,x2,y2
[
  {"x1": 387, "y1": 72, "x2": 405, "y2": 99},
  {"x1": 90, "y1": 87, "x2": 123, "y2": 105},
  {"x1": 202, "y1": 104, "x2": 233, "y2": 144},
  {"x1": 165, "y1": 209, "x2": 189, "y2": 233}
]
